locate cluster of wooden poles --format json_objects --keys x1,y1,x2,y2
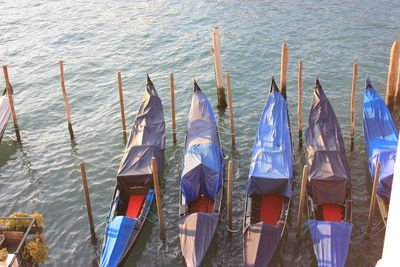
[{"x1": 2, "y1": 29, "x2": 399, "y2": 243}]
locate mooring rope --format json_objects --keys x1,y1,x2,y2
[{"x1": 226, "y1": 220, "x2": 241, "y2": 233}]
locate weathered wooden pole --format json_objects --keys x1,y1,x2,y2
[
  {"x1": 395, "y1": 54, "x2": 400, "y2": 105},
  {"x1": 211, "y1": 26, "x2": 227, "y2": 110},
  {"x1": 385, "y1": 41, "x2": 400, "y2": 111},
  {"x1": 227, "y1": 160, "x2": 233, "y2": 230},
  {"x1": 367, "y1": 161, "x2": 381, "y2": 233},
  {"x1": 280, "y1": 43, "x2": 288, "y2": 99},
  {"x1": 297, "y1": 60, "x2": 303, "y2": 142},
  {"x1": 79, "y1": 162, "x2": 97, "y2": 243},
  {"x1": 117, "y1": 72, "x2": 127, "y2": 141},
  {"x1": 226, "y1": 72, "x2": 236, "y2": 146},
  {"x1": 296, "y1": 165, "x2": 308, "y2": 238},
  {"x1": 59, "y1": 61, "x2": 75, "y2": 140},
  {"x1": 169, "y1": 73, "x2": 177, "y2": 144},
  {"x1": 350, "y1": 63, "x2": 358, "y2": 146},
  {"x1": 151, "y1": 156, "x2": 165, "y2": 237},
  {"x1": 2, "y1": 65, "x2": 21, "y2": 143}
]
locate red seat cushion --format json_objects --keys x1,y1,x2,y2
[
  {"x1": 321, "y1": 204, "x2": 343, "y2": 222},
  {"x1": 260, "y1": 194, "x2": 284, "y2": 226},
  {"x1": 126, "y1": 195, "x2": 146, "y2": 218}
]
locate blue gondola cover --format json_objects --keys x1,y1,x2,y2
[
  {"x1": 181, "y1": 82, "x2": 224, "y2": 203},
  {"x1": 100, "y1": 216, "x2": 137, "y2": 267},
  {"x1": 308, "y1": 220, "x2": 353, "y2": 267},
  {"x1": 247, "y1": 79, "x2": 293, "y2": 197},
  {"x1": 363, "y1": 78, "x2": 399, "y2": 200}
]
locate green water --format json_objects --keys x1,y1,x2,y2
[{"x1": 1, "y1": 1, "x2": 399, "y2": 266}]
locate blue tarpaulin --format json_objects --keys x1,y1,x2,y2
[
  {"x1": 247, "y1": 79, "x2": 293, "y2": 197},
  {"x1": 308, "y1": 220, "x2": 353, "y2": 267},
  {"x1": 100, "y1": 216, "x2": 137, "y2": 267},
  {"x1": 363, "y1": 78, "x2": 398, "y2": 200},
  {"x1": 181, "y1": 82, "x2": 224, "y2": 203}
]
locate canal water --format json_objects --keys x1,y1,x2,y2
[{"x1": 1, "y1": 1, "x2": 399, "y2": 266}]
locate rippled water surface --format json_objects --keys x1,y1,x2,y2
[{"x1": 1, "y1": 1, "x2": 400, "y2": 266}]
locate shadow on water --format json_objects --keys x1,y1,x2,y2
[{"x1": 0, "y1": 140, "x2": 18, "y2": 166}]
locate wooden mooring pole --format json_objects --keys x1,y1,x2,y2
[
  {"x1": 350, "y1": 63, "x2": 358, "y2": 147},
  {"x1": 2, "y1": 65, "x2": 21, "y2": 143},
  {"x1": 367, "y1": 161, "x2": 381, "y2": 233},
  {"x1": 59, "y1": 61, "x2": 75, "y2": 140},
  {"x1": 169, "y1": 73, "x2": 177, "y2": 144},
  {"x1": 226, "y1": 73, "x2": 236, "y2": 146},
  {"x1": 211, "y1": 26, "x2": 227, "y2": 110},
  {"x1": 227, "y1": 160, "x2": 233, "y2": 230},
  {"x1": 79, "y1": 162, "x2": 97, "y2": 243},
  {"x1": 385, "y1": 41, "x2": 400, "y2": 112},
  {"x1": 297, "y1": 61, "x2": 303, "y2": 142},
  {"x1": 280, "y1": 43, "x2": 288, "y2": 100},
  {"x1": 152, "y1": 157, "x2": 165, "y2": 237},
  {"x1": 395, "y1": 51, "x2": 400, "y2": 105},
  {"x1": 117, "y1": 72, "x2": 127, "y2": 141},
  {"x1": 296, "y1": 165, "x2": 308, "y2": 238}
]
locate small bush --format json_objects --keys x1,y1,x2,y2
[
  {"x1": 22, "y1": 237, "x2": 48, "y2": 263},
  {"x1": 0, "y1": 248, "x2": 8, "y2": 262},
  {"x1": 0, "y1": 212, "x2": 45, "y2": 230}
]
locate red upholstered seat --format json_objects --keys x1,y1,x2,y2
[
  {"x1": 188, "y1": 196, "x2": 215, "y2": 213},
  {"x1": 321, "y1": 204, "x2": 343, "y2": 222},
  {"x1": 260, "y1": 194, "x2": 284, "y2": 226},
  {"x1": 126, "y1": 195, "x2": 146, "y2": 218}
]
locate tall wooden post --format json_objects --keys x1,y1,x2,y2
[
  {"x1": 385, "y1": 41, "x2": 400, "y2": 111},
  {"x1": 79, "y1": 162, "x2": 97, "y2": 243},
  {"x1": 227, "y1": 160, "x2": 233, "y2": 230},
  {"x1": 226, "y1": 73, "x2": 236, "y2": 146},
  {"x1": 211, "y1": 26, "x2": 227, "y2": 109},
  {"x1": 350, "y1": 63, "x2": 358, "y2": 147},
  {"x1": 367, "y1": 162, "x2": 381, "y2": 233},
  {"x1": 297, "y1": 61, "x2": 303, "y2": 142},
  {"x1": 296, "y1": 165, "x2": 308, "y2": 238},
  {"x1": 169, "y1": 73, "x2": 177, "y2": 144},
  {"x1": 280, "y1": 43, "x2": 288, "y2": 99},
  {"x1": 2, "y1": 65, "x2": 21, "y2": 143},
  {"x1": 117, "y1": 72, "x2": 127, "y2": 141},
  {"x1": 395, "y1": 54, "x2": 400, "y2": 105},
  {"x1": 59, "y1": 61, "x2": 75, "y2": 140},
  {"x1": 152, "y1": 157, "x2": 165, "y2": 237}
]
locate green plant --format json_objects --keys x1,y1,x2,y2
[
  {"x1": 22, "y1": 237, "x2": 48, "y2": 263},
  {"x1": 0, "y1": 212, "x2": 45, "y2": 230},
  {"x1": 0, "y1": 248, "x2": 8, "y2": 262}
]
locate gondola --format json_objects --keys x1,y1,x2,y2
[
  {"x1": 179, "y1": 81, "x2": 224, "y2": 267},
  {"x1": 304, "y1": 79, "x2": 353, "y2": 267},
  {"x1": 243, "y1": 77, "x2": 293, "y2": 267},
  {"x1": 363, "y1": 77, "x2": 398, "y2": 224},
  {"x1": 0, "y1": 88, "x2": 12, "y2": 143},
  {"x1": 100, "y1": 75, "x2": 165, "y2": 267}
]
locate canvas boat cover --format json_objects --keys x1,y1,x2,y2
[
  {"x1": 179, "y1": 212, "x2": 218, "y2": 267},
  {"x1": 0, "y1": 89, "x2": 12, "y2": 141},
  {"x1": 180, "y1": 81, "x2": 224, "y2": 204},
  {"x1": 100, "y1": 216, "x2": 137, "y2": 267},
  {"x1": 363, "y1": 78, "x2": 398, "y2": 200},
  {"x1": 247, "y1": 78, "x2": 293, "y2": 198},
  {"x1": 243, "y1": 222, "x2": 282, "y2": 267},
  {"x1": 100, "y1": 190, "x2": 155, "y2": 266},
  {"x1": 305, "y1": 80, "x2": 351, "y2": 206},
  {"x1": 117, "y1": 76, "x2": 165, "y2": 188},
  {"x1": 308, "y1": 220, "x2": 353, "y2": 267}
]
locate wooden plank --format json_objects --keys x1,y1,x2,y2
[
  {"x1": 212, "y1": 26, "x2": 227, "y2": 109},
  {"x1": 152, "y1": 157, "x2": 165, "y2": 237},
  {"x1": 79, "y1": 162, "x2": 97, "y2": 243},
  {"x1": 367, "y1": 161, "x2": 381, "y2": 232},
  {"x1": 350, "y1": 63, "x2": 358, "y2": 145},
  {"x1": 297, "y1": 60, "x2": 303, "y2": 141},
  {"x1": 296, "y1": 165, "x2": 308, "y2": 237},
  {"x1": 227, "y1": 160, "x2": 233, "y2": 230},
  {"x1": 59, "y1": 61, "x2": 75, "y2": 140}
]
